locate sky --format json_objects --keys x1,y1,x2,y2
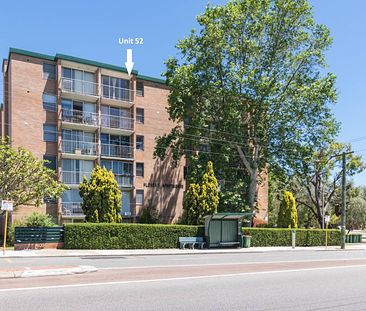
[{"x1": 1, "y1": 0, "x2": 366, "y2": 184}]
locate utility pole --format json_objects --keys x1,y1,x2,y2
[{"x1": 340, "y1": 152, "x2": 347, "y2": 250}]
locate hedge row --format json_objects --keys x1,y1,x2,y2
[
  {"x1": 243, "y1": 228, "x2": 341, "y2": 247},
  {"x1": 64, "y1": 223, "x2": 204, "y2": 249}
]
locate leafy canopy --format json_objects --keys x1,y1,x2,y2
[
  {"x1": 155, "y1": 0, "x2": 338, "y2": 210},
  {"x1": 0, "y1": 137, "x2": 66, "y2": 207}
]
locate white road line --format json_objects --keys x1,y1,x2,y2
[
  {"x1": 97, "y1": 257, "x2": 366, "y2": 270},
  {"x1": 1, "y1": 263, "x2": 366, "y2": 293}
]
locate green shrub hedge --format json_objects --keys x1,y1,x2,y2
[
  {"x1": 243, "y1": 228, "x2": 341, "y2": 247},
  {"x1": 64, "y1": 223, "x2": 204, "y2": 249},
  {"x1": 64, "y1": 223, "x2": 340, "y2": 249}
]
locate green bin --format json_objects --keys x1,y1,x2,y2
[{"x1": 242, "y1": 235, "x2": 251, "y2": 248}]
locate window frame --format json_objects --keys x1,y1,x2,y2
[
  {"x1": 136, "y1": 135, "x2": 144, "y2": 151},
  {"x1": 136, "y1": 81, "x2": 144, "y2": 97},
  {"x1": 43, "y1": 63, "x2": 56, "y2": 80},
  {"x1": 136, "y1": 162, "x2": 144, "y2": 177},
  {"x1": 136, "y1": 108, "x2": 144, "y2": 124},
  {"x1": 43, "y1": 93, "x2": 57, "y2": 112},
  {"x1": 43, "y1": 124, "x2": 57, "y2": 142},
  {"x1": 43, "y1": 155, "x2": 57, "y2": 171},
  {"x1": 136, "y1": 189, "x2": 144, "y2": 205}
]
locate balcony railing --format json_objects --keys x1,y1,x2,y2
[
  {"x1": 61, "y1": 202, "x2": 85, "y2": 217},
  {"x1": 102, "y1": 84, "x2": 133, "y2": 102},
  {"x1": 62, "y1": 140, "x2": 97, "y2": 156},
  {"x1": 61, "y1": 78, "x2": 98, "y2": 97},
  {"x1": 101, "y1": 144, "x2": 133, "y2": 158},
  {"x1": 101, "y1": 114, "x2": 133, "y2": 131},
  {"x1": 61, "y1": 171, "x2": 91, "y2": 184},
  {"x1": 115, "y1": 175, "x2": 134, "y2": 187},
  {"x1": 61, "y1": 109, "x2": 99, "y2": 126}
]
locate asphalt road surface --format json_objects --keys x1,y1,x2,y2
[{"x1": 1, "y1": 250, "x2": 366, "y2": 310}]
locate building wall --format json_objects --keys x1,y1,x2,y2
[
  {"x1": 134, "y1": 80, "x2": 185, "y2": 223},
  {"x1": 4, "y1": 54, "x2": 58, "y2": 220}
]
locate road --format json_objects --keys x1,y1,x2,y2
[{"x1": 1, "y1": 250, "x2": 366, "y2": 310}]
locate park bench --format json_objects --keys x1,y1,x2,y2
[{"x1": 179, "y1": 237, "x2": 205, "y2": 249}]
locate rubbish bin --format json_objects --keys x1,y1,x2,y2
[{"x1": 242, "y1": 235, "x2": 251, "y2": 248}]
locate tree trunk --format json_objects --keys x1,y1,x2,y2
[{"x1": 248, "y1": 165, "x2": 258, "y2": 213}]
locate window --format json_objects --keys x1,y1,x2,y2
[
  {"x1": 43, "y1": 124, "x2": 57, "y2": 142},
  {"x1": 136, "y1": 81, "x2": 144, "y2": 96},
  {"x1": 43, "y1": 155, "x2": 57, "y2": 171},
  {"x1": 43, "y1": 94, "x2": 57, "y2": 112},
  {"x1": 136, "y1": 162, "x2": 144, "y2": 177},
  {"x1": 102, "y1": 75, "x2": 130, "y2": 101},
  {"x1": 101, "y1": 160, "x2": 133, "y2": 186},
  {"x1": 136, "y1": 190, "x2": 144, "y2": 205},
  {"x1": 43, "y1": 63, "x2": 56, "y2": 80},
  {"x1": 136, "y1": 135, "x2": 144, "y2": 151},
  {"x1": 136, "y1": 108, "x2": 144, "y2": 124}
]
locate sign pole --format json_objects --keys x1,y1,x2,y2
[
  {"x1": 3, "y1": 210, "x2": 8, "y2": 255},
  {"x1": 325, "y1": 222, "x2": 328, "y2": 249}
]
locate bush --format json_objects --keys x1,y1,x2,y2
[
  {"x1": 23, "y1": 212, "x2": 56, "y2": 227},
  {"x1": 277, "y1": 191, "x2": 298, "y2": 228},
  {"x1": 243, "y1": 228, "x2": 340, "y2": 247},
  {"x1": 64, "y1": 223, "x2": 205, "y2": 249}
]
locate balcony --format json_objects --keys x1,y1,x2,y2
[
  {"x1": 60, "y1": 78, "x2": 98, "y2": 101},
  {"x1": 115, "y1": 175, "x2": 134, "y2": 188},
  {"x1": 101, "y1": 84, "x2": 133, "y2": 108},
  {"x1": 61, "y1": 140, "x2": 98, "y2": 160},
  {"x1": 61, "y1": 109, "x2": 99, "y2": 130},
  {"x1": 61, "y1": 171, "x2": 91, "y2": 185},
  {"x1": 101, "y1": 144, "x2": 133, "y2": 159},
  {"x1": 101, "y1": 114, "x2": 134, "y2": 135},
  {"x1": 61, "y1": 202, "x2": 85, "y2": 219}
]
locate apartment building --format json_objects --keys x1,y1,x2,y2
[
  {"x1": 1, "y1": 48, "x2": 185, "y2": 224},
  {"x1": 1, "y1": 48, "x2": 269, "y2": 225}
]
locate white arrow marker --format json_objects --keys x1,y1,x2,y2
[{"x1": 125, "y1": 49, "x2": 134, "y2": 76}]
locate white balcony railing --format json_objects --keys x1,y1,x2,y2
[
  {"x1": 101, "y1": 144, "x2": 133, "y2": 158},
  {"x1": 61, "y1": 171, "x2": 91, "y2": 184},
  {"x1": 62, "y1": 140, "x2": 97, "y2": 156},
  {"x1": 115, "y1": 175, "x2": 134, "y2": 187},
  {"x1": 61, "y1": 78, "x2": 98, "y2": 97},
  {"x1": 61, "y1": 109, "x2": 99, "y2": 126},
  {"x1": 61, "y1": 202, "x2": 85, "y2": 217},
  {"x1": 101, "y1": 84, "x2": 133, "y2": 102},
  {"x1": 101, "y1": 114, "x2": 133, "y2": 131}
]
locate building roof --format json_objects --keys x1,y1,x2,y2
[{"x1": 6, "y1": 48, "x2": 166, "y2": 85}]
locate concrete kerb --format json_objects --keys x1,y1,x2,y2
[{"x1": 0, "y1": 265, "x2": 97, "y2": 279}]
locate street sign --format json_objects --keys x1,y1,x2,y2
[{"x1": 1, "y1": 200, "x2": 13, "y2": 211}]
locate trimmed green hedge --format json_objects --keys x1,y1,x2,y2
[
  {"x1": 64, "y1": 223, "x2": 341, "y2": 249},
  {"x1": 243, "y1": 228, "x2": 341, "y2": 247},
  {"x1": 64, "y1": 223, "x2": 204, "y2": 249}
]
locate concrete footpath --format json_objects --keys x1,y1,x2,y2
[{"x1": 1, "y1": 244, "x2": 366, "y2": 258}]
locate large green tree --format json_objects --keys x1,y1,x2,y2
[
  {"x1": 0, "y1": 137, "x2": 66, "y2": 207},
  {"x1": 79, "y1": 166, "x2": 122, "y2": 223},
  {"x1": 154, "y1": 0, "x2": 338, "y2": 214},
  {"x1": 294, "y1": 143, "x2": 364, "y2": 227}
]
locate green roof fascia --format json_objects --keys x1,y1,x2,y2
[
  {"x1": 55, "y1": 53, "x2": 138, "y2": 75},
  {"x1": 9, "y1": 48, "x2": 56, "y2": 61},
  {"x1": 137, "y1": 74, "x2": 166, "y2": 85},
  {"x1": 8, "y1": 48, "x2": 166, "y2": 84}
]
